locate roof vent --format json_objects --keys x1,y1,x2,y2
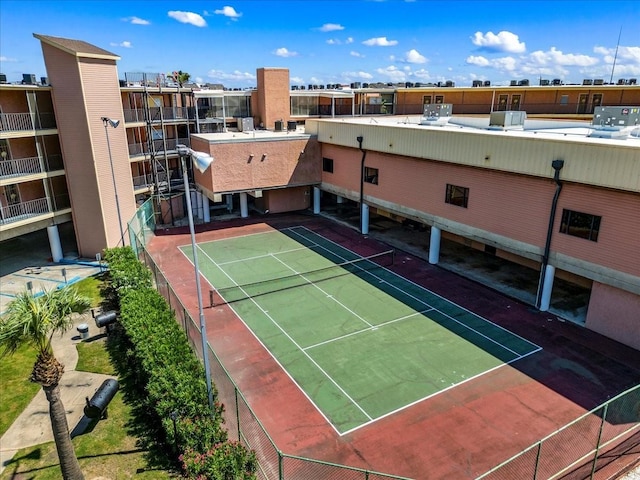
[
  {"x1": 489, "y1": 111, "x2": 527, "y2": 130},
  {"x1": 589, "y1": 106, "x2": 640, "y2": 139},
  {"x1": 420, "y1": 104, "x2": 452, "y2": 126}
]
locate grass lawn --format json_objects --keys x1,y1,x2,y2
[
  {"x1": 1, "y1": 275, "x2": 176, "y2": 479},
  {"x1": 0, "y1": 343, "x2": 39, "y2": 437}
]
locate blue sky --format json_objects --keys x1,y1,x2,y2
[{"x1": 1, "y1": 0, "x2": 639, "y2": 87}]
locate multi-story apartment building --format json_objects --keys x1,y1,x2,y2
[{"x1": 1, "y1": 34, "x2": 638, "y2": 350}]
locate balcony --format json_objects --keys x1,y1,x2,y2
[
  {"x1": 123, "y1": 107, "x2": 195, "y2": 124},
  {"x1": 0, "y1": 154, "x2": 64, "y2": 179},
  {"x1": 128, "y1": 137, "x2": 190, "y2": 158},
  {"x1": 0, "y1": 112, "x2": 57, "y2": 133},
  {"x1": 132, "y1": 171, "x2": 169, "y2": 191},
  {"x1": 0, "y1": 194, "x2": 70, "y2": 226}
]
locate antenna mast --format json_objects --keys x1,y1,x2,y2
[{"x1": 609, "y1": 26, "x2": 622, "y2": 85}]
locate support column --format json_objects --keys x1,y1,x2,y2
[
  {"x1": 429, "y1": 226, "x2": 441, "y2": 265},
  {"x1": 47, "y1": 224, "x2": 63, "y2": 262},
  {"x1": 336, "y1": 195, "x2": 344, "y2": 204},
  {"x1": 313, "y1": 187, "x2": 321, "y2": 214},
  {"x1": 240, "y1": 192, "x2": 249, "y2": 218},
  {"x1": 202, "y1": 194, "x2": 210, "y2": 222},
  {"x1": 361, "y1": 204, "x2": 369, "y2": 235},
  {"x1": 539, "y1": 264, "x2": 556, "y2": 312},
  {"x1": 226, "y1": 194, "x2": 233, "y2": 213}
]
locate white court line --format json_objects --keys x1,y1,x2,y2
[
  {"x1": 303, "y1": 309, "x2": 433, "y2": 351},
  {"x1": 270, "y1": 253, "x2": 374, "y2": 328},
  {"x1": 289, "y1": 225, "x2": 541, "y2": 357},
  {"x1": 194, "y1": 244, "x2": 373, "y2": 423},
  {"x1": 215, "y1": 246, "x2": 309, "y2": 266}
]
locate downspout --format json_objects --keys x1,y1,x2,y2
[
  {"x1": 535, "y1": 159, "x2": 564, "y2": 309},
  {"x1": 357, "y1": 135, "x2": 366, "y2": 234}
]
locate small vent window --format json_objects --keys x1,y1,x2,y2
[
  {"x1": 322, "y1": 157, "x2": 334, "y2": 173},
  {"x1": 445, "y1": 184, "x2": 469, "y2": 208},
  {"x1": 560, "y1": 209, "x2": 601, "y2": 242}
]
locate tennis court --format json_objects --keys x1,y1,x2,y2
[{"x1": 180, "y1": 226, "x2": 541, "y2": 435}]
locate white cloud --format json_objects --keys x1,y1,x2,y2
[
  {"x1": 207, "y1": 69, "x2": 256, "y2": 82},
  {"x1": 122, "y1": 16, "x2": 150, "y2": 25},
  {"x1": 363, "y1": 37, "x2": 398, "y2": 47},
  {"x1": 472, "y1": 31, "x2": 525, "y2": 53},
  {"x1": 346, "y1": 37, "x2": 354, "y2": 44},
  {"x1": 595, "y1": 45, "x2": 640, "y2": 63},
  {"x1": 466, "y1": 55, "x2": 491, "y2": 67},
  {"x1": 168, "y1": 11, "x2": 207, "y2": 27},
  {"x1": 350, "y1": 51, "x2": 364, "y2": 58},
  {"x1": 291, "y1": 76, "x2": 304, "y2": 84},
  {"x1": 319, "y1": 23, "x2": 344, "y2": 32},
  {"x1": 327, "y1": 39, "x2": 339, "y2": 45},
  {"x1": 529, "y1": 47, "x2": 598, "y2": 67},
  {"x1": 343, "y1": 71, "x2": 373, "y2": 80},
  {"x1": 274, "y1": 47, "x2": 298, "y2": 58},
  {"x1": 214, "y1": 6, "x2": 242, "y2": 20},
  {"x1": 376, "y1": 65, "x2": 407, "y2": 81},
  {"x1": 411, "y1": 69, "x2": 432, "y2": 80},
  {"x1": 405, "y1": 49, "x2": 426, "y2": 64},
  {"x1": 0, "y1": 56, "x2": 17, "y2": 62},
  {"x1": 110, "y1": 41, "x2": 132, "y2": 48}
]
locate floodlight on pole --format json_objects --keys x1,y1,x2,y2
[
  {"x1": 177, "y1": 144, "x2": 215, "y2": 413},
  {"x1": 101, "y1": 117, "x2": 125, "y2": 246}
]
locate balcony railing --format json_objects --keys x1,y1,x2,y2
[
  {"x1": 0, "y1": 112, "x2": 57, "y2": 132},
  {"x1": 0, "y1": 197, "x2": 50, "y2": 225},
  {"x1": 0, "y1": 154, "x2": 64, "y2": 178},
  {"x1": 132, "y1": 171, "x2": 168, "y2": 190},
  {"x1": 128, "y1": 137, "x2": 190, "y2": 157},
  {"x1": 123, "y1": 107, "x2": 195, "y2": 124}
]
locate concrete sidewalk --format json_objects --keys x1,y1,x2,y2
[{"x1": 0, "y1": 312, "x2": 115, "y2": 474}]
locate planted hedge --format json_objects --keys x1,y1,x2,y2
[{"x1": 104, "y1": 247, "x2": 257, "y2": 479}]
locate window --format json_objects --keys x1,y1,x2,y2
[
  {"x1": 364, "y1": 167, "x2": 378, "y2": 185},
  {"x1": 322, "y1": 157, "x2": 334, "y2": 173},
  {"x1": 435, "y1": 95, "x2": 444, "y2": 104},
  {"x1": 559, "y1": 95, "x2": 569, "y2": 105},
  {"x1": 423, "y1": 95, "x2": 432, "y2": 105},
  {"x1": 445, "y1": 184, "x2": 469, "y2": 208},
  {"x1": 560, "y1": 209, "x2": 601, "y2": 242}
]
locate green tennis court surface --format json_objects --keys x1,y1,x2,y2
[{"x1": 181, "y1": 226, "x2": 541, "y2": 435}]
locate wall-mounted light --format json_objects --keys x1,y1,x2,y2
[{"x1": 261, "y1": 154, "x2": 267, "y2": 161}]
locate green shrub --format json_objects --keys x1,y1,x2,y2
[{"x1": 106, "y1": 246, "x2": 255, "y2": 478}]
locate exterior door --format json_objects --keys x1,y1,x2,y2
[
  {"x1": 498, "y1": 94, "x2": 508, "y2": 111},
  {"x1": 577, "y1": 93, "x2": 589, "y2": 114},
  {"x1": 511, "y1": 94, "x2": 521, "y2": 110},
  {"x1": 591, "y1": 94, "x2": 603, "y2": 113}
]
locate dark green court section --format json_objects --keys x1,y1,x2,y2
[{"x1": 180, "y1": 226, "x2": 540, "y2": 434}]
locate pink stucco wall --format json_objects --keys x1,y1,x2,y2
[
  {"x1": 194, "y1": 137, "x2": 321, "y2": 194},
  {"x1": 586, "y1": 282, "x2": 640, "y2": 351},
  {"x1": 321, "y1": 144, "x2": 640, "y2": 277}
]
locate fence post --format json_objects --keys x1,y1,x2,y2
[
  {"x1": 590, "y1": 403, "x2": 609, "y2": 479},
  {"x1": 279, "y1": 451, "x2": 284, "y2": 480},
  {"x1": 235, "y1": 387, "x2": 241, "y2": 441},
  {"x1": 533, "y1": 441, "x2": 542, "y2": 480}
]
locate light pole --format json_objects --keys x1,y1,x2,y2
[
  {"x1": 101, "y1": 117, "x2": 125, "y2": 246},
  {"x1": 176, "y1": 144, "x2": 215, "y2": 413}
]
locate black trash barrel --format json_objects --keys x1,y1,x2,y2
[
  {"x1": 84, "y1": 379, "x2": 119, "y2": 419},
  {"x1": 95, "y1": 310, "x2": 117, "y2": 328}
]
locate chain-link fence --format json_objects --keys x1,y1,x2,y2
[{"x1": 127, "y1": 203, "x2": 640, "y2": 480}]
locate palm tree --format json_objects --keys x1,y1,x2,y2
[
  {"x1": 0, "y1": 287, "x2": 91, "y2": 480},
  {"x1": 170, "y1": 70, "x2": 190, "y2": 87}
]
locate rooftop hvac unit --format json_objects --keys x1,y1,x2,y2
[
  {"x1": 40, "y1": 77, "x2": 49, "y2": 85},
  {"x1": 484, "y1": 80, "x2": 491, "y2": 87},
  {"x1": 552, "y1": 78, "x2": 562, "y2": 85},
  {"x1": 629, "y1": 78, "x2": 637, "y2": 85},
  {"x1": 489, "y1": 110, "x2": 527, "y2": 130},
  {"x1": 274, "y1": 119, "x2": 284, "y2": 132},
  {"x1": 589, "y1": 106, "x2": 640, "y2": 139},
  {"x1": 420, "y1": 103, "x2": 452, "y2": 126},
  {"x1": 617, "y1": 78, "x2": 627, "y2": 85},
  {"x1": 510, "y1": 80, "x2": 518, "y2": 86},
  {"x1": 540, "y1": 79, "x2": 550, "y2": 86},
  {"x1": 237, "y1": 117, "x2": 254, "y2": 132},
  {"x1": 518, "y1": 79, "x2": 530, "y2": 86},
  {"x1": 22, "y1": 73, "x2": 36, "y2": 85},
  {"x1": 472, "y1": 80, "x2": 482, "y2": 87},
  {"x1": 594, "y1": 79, "x2": 604, "y2": 85},
  {"x1": 0, "y1": 73, "x2": 7, "y2": 84},
  {"x1": 445, "y1": 80, "x2": 455, "y2": 87},
  {"x1": 583, "y1": 79, "x2": 593, "y2": 85},
  {"x1": 291, "y1": 85, "x2": 299, "y2": 90}
]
